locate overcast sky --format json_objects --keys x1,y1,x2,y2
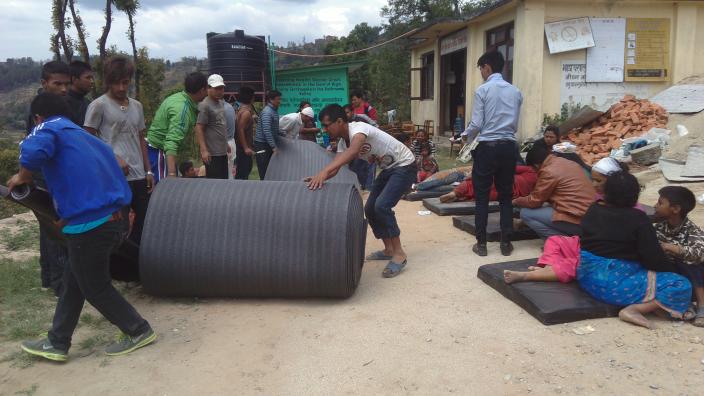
[{"x1": 0, "y1": 0, "x2": 388, "y2": 61}]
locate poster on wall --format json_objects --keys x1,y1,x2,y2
[
  {"x1": 276, "y1": 67, "x2": 349, "y2": 115},
  {"x1": 561, "y1": 60, "x2": 650, "y2": 111},
  {"x1": 586, "y1": 18, "x2": 626, "y2": 82},
  {"x1": 544, "y1": 17, "x2": 595, "y2": 54},
  {"x1": 624, "y1": 18, "x2": 670, "y2": 82}
]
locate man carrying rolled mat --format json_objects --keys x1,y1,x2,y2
[
  {"x1": 9, "y1": 92, "x2": 155, "y2": 362},
  {"x1": 306, "y1": 104, "x2": 416, "y2": 278}
]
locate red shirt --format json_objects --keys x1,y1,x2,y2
[
  {"x1": 353, "y1": 102, "x2": 377, "y2": 121},
  {"x1": 454, "y1": 165, "x2": 537, "y2": 201}
]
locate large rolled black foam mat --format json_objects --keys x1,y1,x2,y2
[
  {"x1": 1, "y1": 184, "x2": 141, "y2": 281},
  {"x1": 477, "y1": 259, "x2": 620, "y2": 325},
  {"x1": 139, "y1": 178, "x2": 366, "y2": 298},
  {"x1": 1, "y1": 184, "x2": 64, "y2": 242},
  {"x1": 264, "y1": 137, "x2": 359, "y2": 187},
  {"x1": 422, "y1": 197, "x2": 500, "y2": 216},
  {"x1": 453, "y1": 213, "x2": 539, "y2": 242}
]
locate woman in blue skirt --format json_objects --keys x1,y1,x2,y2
[{"x1": 577, "y1": 171, "x2": 692, "y2": 329}]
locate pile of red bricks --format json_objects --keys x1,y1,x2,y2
[{"x1": 565, "y1": 95, "x2": 669, "y2": 164}]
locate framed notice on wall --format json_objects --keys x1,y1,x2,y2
[
  {"x1": 624, "y1": 18, "x2": 670, "y2": 82},
  {"x1": 544, "y1": 17, "x2": 595, "y2": 54}
]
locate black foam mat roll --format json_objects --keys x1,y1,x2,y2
[
  {"x1": 1, "y1": 184, "x2": 65, "y2": 242},
  {"x1": 264, "y1": 137, "x2": 360, "y2": 187},
  {"x1": 139, "y1": 178, "x2": 366, "y2": 298}
]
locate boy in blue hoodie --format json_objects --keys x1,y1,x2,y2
[{"x1": 8, "y1": 93, "x2": 155, "y2": 362}]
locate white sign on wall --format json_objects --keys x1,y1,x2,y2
[
  {"x1": 561, "y1": 60, "x2": 650, "y2": 111},
  {"x1": 440, "y1": 29, "x2": 468, "y2": 56},
  {"x1": 545, "y1": 17, "x2": 595, "y2": 54},
  {"x1": 586, "y1": 18, "x2": 626, "y2": 82}
]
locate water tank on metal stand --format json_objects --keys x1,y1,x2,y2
[{"x1": 206, "y1": 29, "x2": 269, "y2": 96}]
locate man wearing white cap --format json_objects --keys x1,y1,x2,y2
[
  {"x1": 279, "y1": 106, "x2": 316, "y2": 140},
  {"x1": 195, "y1": 74, "x2": 231, "y2": 179}
]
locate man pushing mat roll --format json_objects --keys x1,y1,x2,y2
[{"x1": 305, "y1": 104, "x2": 416, "y2": 278}]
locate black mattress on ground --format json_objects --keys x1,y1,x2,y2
[
  {"x1": 453, "y1": 213, "x2": 539, "y2": 242},
  {"x1": 403, "y1": 187, "x2": 453, "y2": 202},
  {"x1": 477, "y1": 259, "x2": 620, "y2": 325},
  {"x1": 422, "y1": 198, "x2": 500, "y2": 216}
]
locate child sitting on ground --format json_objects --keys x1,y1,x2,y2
[
  {"x1": 654, "y1": 186, "x2": 704, "y2": 327},
  {"x1": 179, "y1": 161, "x2": 198, "y2": 178},
  {"x1": 416, "y1": 143, "x2": 438, "y2": 183}
]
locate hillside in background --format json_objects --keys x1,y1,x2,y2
[{"x1": 0, "y1": 57, "x2": 205, "y2": 135}]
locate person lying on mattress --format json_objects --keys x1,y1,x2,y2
[
  {"x1": 438, "y1": 164, "x2": 536, "y2": 203},
  {"x1": 512, "y1": 145, "x2": 595, "y2": 239},
  {"x1": 507, "y1": 171, "x2": 692, "y2": 329},
  {"x1": 654, "y1": 186, "x2": 704, "y2": 327},
  {"x1": 412, "y1": 166, "x2": 473, "y2": 192}
]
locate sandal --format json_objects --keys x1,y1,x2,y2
[
  {"x1": 693, "y1": 314, "x2": 704, "y2": 327},
  {"x1": 382, "y1": 259, "x2": 407, "y2": 278},
  {"x1": 682, "y1": 305, "x2": 697, "y2": 321},
  {"x1": 366, "y1": 250, "x2": 393, "y2": 261}
]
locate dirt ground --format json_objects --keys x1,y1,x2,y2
[{"x1": 1, "y1": 172, "x2": 704, "y2": 395}]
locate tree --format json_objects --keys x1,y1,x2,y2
[
  {"x1": 98, "y1": 0, "x2": 113, "y2": 62},
  {"x1": 68, "y1": 0, "x2": 90, "y2": 63},
  {"x1": 135, "y1": 47, "x2": 164, "y2": 125},
  {"x1": 51, "y1": 0, "x2": 74, "y2": 62},
  {"x1": 381, "y1": 0, "x2": 456, "y2": 26},
  {"x1": 114, "y1": 0, "x2": 141, "y2": 96}
]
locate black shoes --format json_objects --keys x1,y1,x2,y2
[
  {"x1": 500, "y1": 242, "x2": 514, "y2": 256},
  {"x1": 472, "y1": 243, "x2": 488, "y2": 257},
  {"x1": 472, "y1": 242, "x2": 513, "y2": 256}
]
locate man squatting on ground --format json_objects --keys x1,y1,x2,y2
[
  {"x1": 10, "y1": 93, "x2": 155, "y2": 362},
  {"x1": 463, "y1": 50, "x2": 523, "y2": 258},
  {"x1": 306, "y1": 104, "x2": 417, "y2": 278}
]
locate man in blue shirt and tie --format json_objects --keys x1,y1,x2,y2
[{"x1": 464, "y1": 51, "x2": 523, "y2": 257}]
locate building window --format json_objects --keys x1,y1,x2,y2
[
  {"x1": 421, "y1": 52, "x2": 434, "y2": 99},
  {"x1": 486, "y1": 22, "x2": 514, "y2": 83}
]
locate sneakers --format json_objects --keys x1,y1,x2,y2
[
  {"x1": 472, "y1": 243, "x2": 488, "y2": 257},
  {"x1": 105, "y1": 328, "x2": 157, "y2": 356},
  {"x1": 500, "y1": 242, "x2": 514, "y2": 256},
  {"x1": 20, "y1": 338, "x2": 68, "y2": 362}
]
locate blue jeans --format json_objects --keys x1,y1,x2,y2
[
  {"x1": 415, "y1": 171, "x2": 465, "y2": 191},
  {"x1": 365, "y1": 164, "x2": 416, "y2": 239},
  {"x1": 520, "y1": 207, "x2": 582, "y2": 239}
]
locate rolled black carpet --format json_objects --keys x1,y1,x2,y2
[
  {"x1": 139, "y1": 178, "x2": 366, "y2": 298},
  {"x1": 0, "y1": 184, "x2": 65, "y2": 242},
  {"x1": 264, "y1": 137, "x2": 360, "y2": 187}
]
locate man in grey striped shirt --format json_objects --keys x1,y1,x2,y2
[{"x1": 254, "y1": 90, "x2": 283, "y2": 179}]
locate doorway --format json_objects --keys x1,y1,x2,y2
[{"x1": 440, "y1": 48, "x2": 466, "y2": 135}]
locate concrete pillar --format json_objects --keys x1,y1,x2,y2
[
  {"x1": 513, "y1": 0, "x2": 546, "y2": 140},
  {"x1": 672, "y1": 3, "x2": 698, "y2": 83}
]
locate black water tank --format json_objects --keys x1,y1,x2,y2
[{"x1": 206, "y1": 29, "x2": 269, "y2": 93}]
